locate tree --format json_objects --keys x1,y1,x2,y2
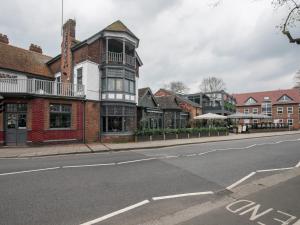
[
  {"x1": 272, "y1": 0, "x2": 300, "y2": 44},
  {"x1": 199, "y1": 76, "x2": 226, "y2": 92},
  {"x1": 164, "y1": 81, "x2": 190, "y2": 94}
]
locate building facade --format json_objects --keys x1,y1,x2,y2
[
  {"x1": 233, "y1": 89, "x2": 300, "y2": 129},
  {"x1": 154, "y1": 88, "x2": 202, "y2": 128},
  {"x1": 186, "y1": 90, "x2": 236, "y2": 115},
  {"x1": 0, "y1": 19, "x2": 142, "y2": 145}
]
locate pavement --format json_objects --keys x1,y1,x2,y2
[
  {"x1": 0, "y1": 133, "x2": 299, "y2": 225},
  {"x1": 0, "y1": 130, "x2": 299, "y2": 158}
]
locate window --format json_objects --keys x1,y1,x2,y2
[
  {"x1": 277, "y1": 107, "x2": 283, "y2": 115},
  {"x1": 55, "y1": 75, "x2": 61, "y2": 83},
  {"x1": 253, "y1": 119, "x2": 258, "y2": 124},
  {"x1": 252, "y1": 108, "x2": 258, "y2": 114},
  {"x1": 124, "y1": 79, "x2": 135, "y2": 94},
  {"x1": 262, "y1": 102, "x2": 272, "y2": 116},
  {"x1": 244, "y1": 108, "x2": 249, "y2": 114},
  {"x1": 108, "y1": 78, "x2": 115, "y2": 91},
  {"x1": 101, "y1": 105, "x2": 136, "y2": 133},
  {"x1": 287, "y1": 106, "x2": 293, "y2": 114},
  {"x1": 287, "y1": 119, "x2": 293, "y2": 126},
  {"x1": 50, "y1": 104, "x2": 71, "y2": 128},
  {"x1": 77, "y1": 68, "x2": 83, "y2": 85},
  {"x1": 115, "y1": 79, "x2": 123, "y2": 91},
  {"x1": 107, "y1": 78, "x2": 123, "y2": 92}
]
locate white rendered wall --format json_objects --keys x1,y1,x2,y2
[{"x1": 74, "y1": 60, "x2": 100, "y2": 101}]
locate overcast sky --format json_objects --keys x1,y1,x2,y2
[{"x1": 1, "y1": 0, "x2": 299, "y2": 94}]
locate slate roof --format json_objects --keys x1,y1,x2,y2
[
  {"x1": 0, "y1": 42, "x2": 53, "y2": 78},
  {"x1": 138, "y1": 87, "x2": 159, "y2": 107},
  {"x1": 155, "y1": 95, "x2": 181, "y2": 110},
  {"x1": 156, "y1": 88, "x2": 202, "y2": 108},
  {"x1": 233, "y1": 89, "x2": 300, "y2": 106},
  {"x1": 103, "y1": 20, "x2": 139, "y2": 40}
]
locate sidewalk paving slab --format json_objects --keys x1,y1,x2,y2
[{"x1": 0, "y1": 130, "x2": 299, "y2": 158}]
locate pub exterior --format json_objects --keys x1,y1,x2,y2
[{"x1": 0, "y1": 19, "x2": 142, "y2": 145}]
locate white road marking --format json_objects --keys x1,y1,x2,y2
[
  {"x1": 116, "y1": 157, "x2": 157, "y2": 165},
  {"x1": 163, "y1": 155, "x2": 178, "y2": 159},
  {"x1": 186, "y1": 153, "x2": 197, "y2": 157},
  {"x1": 79, "y1": 200, "x2": 150, "y2": 225},
  {"x1": 62, "y1": 163, "x2": 116, "y2": 168},
  {"x1": 0, "y1": 167, "x2": 60, "y2": 176},
  {"x1": 226, "y1": 172, "x2": 256, "y2": 190},
  {"x1": 295, "y1": 161, "x2": 300, "y2": 168},
  {"x1": 256, "y1": 167, "x2": 294, "y2": 173},
  {"x1": 152, "y1": 191, "x2": 214, "y2": 201},
  {"x1": 293, "y1": 219, "x2": 300, "y2": 225}
]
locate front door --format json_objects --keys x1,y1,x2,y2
[{"x1": 5, "y1": 103, "x2": 27, "y2": 146}]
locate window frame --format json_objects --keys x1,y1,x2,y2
[
  {"x1": 277, "y1": 107, "x2": 283, "y2": 115},
  {"x1": 252, "y1": 108, "x2": 258, "y2": 114},
  {"x1": 287, "y1": 106, "x2": 293, "y2": 114},
  {"x1": 49, "y1": 104, "x2": 72, "y2": 129}
]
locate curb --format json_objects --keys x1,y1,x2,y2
[{"x1": 1, "y1": 131, "x2": 299, "y2": 159}]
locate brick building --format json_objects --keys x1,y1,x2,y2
[
  {"x1": 154, "y1": 88, "x2": 202, "y2": 128},
  {"x1": 0, "y1": 19, "x2": 142, "y2": 145},
  {"x1": 233, "y1": 89, "x2": 300, "y2": 129}
]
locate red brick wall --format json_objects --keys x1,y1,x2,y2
[
  {"x1": 84, "y1": 101, "x2": 100, "y2": 142},
  {"x1": 0, "y1": 97, "x2": 84, "y2": 145},
  {"x1": 236, "y1": 104, "x2": 300, "y2": 129}
]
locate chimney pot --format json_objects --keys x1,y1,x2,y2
[
  {"x1": 0, "y1": 33, "x2": 9, "y2": 44},
  {"x1": 29, "y1": 43, "x2": 43, "y2": 54}
]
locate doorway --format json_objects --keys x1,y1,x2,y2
[{"x1": 5, "y1": 103, "x2": 27, "y2": 146}]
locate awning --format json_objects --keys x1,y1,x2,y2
[
  {"x1": 194, "y1": 113, "x2": 227, "y2": 120},
  {"x1": 227, "y1": 112, "x2": 271, "y2": 119}
]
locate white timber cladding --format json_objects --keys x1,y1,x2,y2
[
  {"x1": 0, "y1": 69, "x2": 28, "y2": 93},
  {"x1": 74, "y1": 60, "x2": 100, "y2": 101}
]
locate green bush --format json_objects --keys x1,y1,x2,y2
[{"x1": 135, "y1": 127, "x2": 228, "y2": 136}]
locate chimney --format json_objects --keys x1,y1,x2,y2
[
  {"x1": 61, "y1": 19, "x2": 76, "y2": 82},
  {"x1": 0, "y1": 33, "x2": 9, "y2": 44},
  {"x1": 29, "y1": 44, "x2": 43, "y2": 54}
]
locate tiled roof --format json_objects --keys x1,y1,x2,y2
[
  {"x1": 0, "y1": 42, "x2": 53, "y2": 78},
  {"x1": 233, "y1": 89, "x2": 300, "y2": 106},
  {"x1": 155, "y1": 95, "x2": 181, "y2": 110}
]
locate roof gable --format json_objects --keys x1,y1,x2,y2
[
  {"x1": 233, "y1": 89, "x2": 300, "y2": 106},
  {"x1": 138, "y1": 87, "x2": 159, "y2": 108},
  {"x1": 245, "y1": 97, "x2": 257, "y2": 105},
  {"x1": 103, "y1": 20, "x2": 138, "y2": 40},
  {"x1": 277, "y1": 94, "x2": 293, "y2": 102}
]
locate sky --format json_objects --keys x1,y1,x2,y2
[{"x1": 0, "y1": 0, "x2": 299, "y2": 94}]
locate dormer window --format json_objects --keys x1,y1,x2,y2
[
  {"x1": 278, "y1": 95, "x2": 292, "y2": 102},
  {"x1": 245, "y1": 97, "x2": 257, "y2": 105}
]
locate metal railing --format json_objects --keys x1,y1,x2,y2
[
  {"x1": 102, "y1": 51, "x2": 136, "y2": 67},
  {"x1": 0, "y1": 79, "x2": 85, "y2": 98}
]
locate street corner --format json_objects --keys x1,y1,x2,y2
[{"x1": 179, "y1": 171, "x2": 300, "y2": 225}]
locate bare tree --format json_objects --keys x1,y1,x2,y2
[
  {"x1": 199, "y1": 76, "x2": 226, "y2": 92},
  {"x1": 164, "y1": 81, "x2": 190, "y2": 94}
]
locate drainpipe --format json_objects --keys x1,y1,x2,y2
[{"x1": 83, "y1": 100, "x2": 86, "y2": 144}]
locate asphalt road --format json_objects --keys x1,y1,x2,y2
[{"x1": 0, "y1": 133, "x2": 299, "y2": 225}]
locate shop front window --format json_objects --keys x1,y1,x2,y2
[{"x1": 101, "y1": 105, "x2": 136, "y2": 133}]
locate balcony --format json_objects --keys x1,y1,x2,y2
[
  {"x1": 102, "y1": 51, "x2": 136, "y2": 67},
  {"x1": 0, "y1": 79, "x2": 85, "y2": 98}
]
